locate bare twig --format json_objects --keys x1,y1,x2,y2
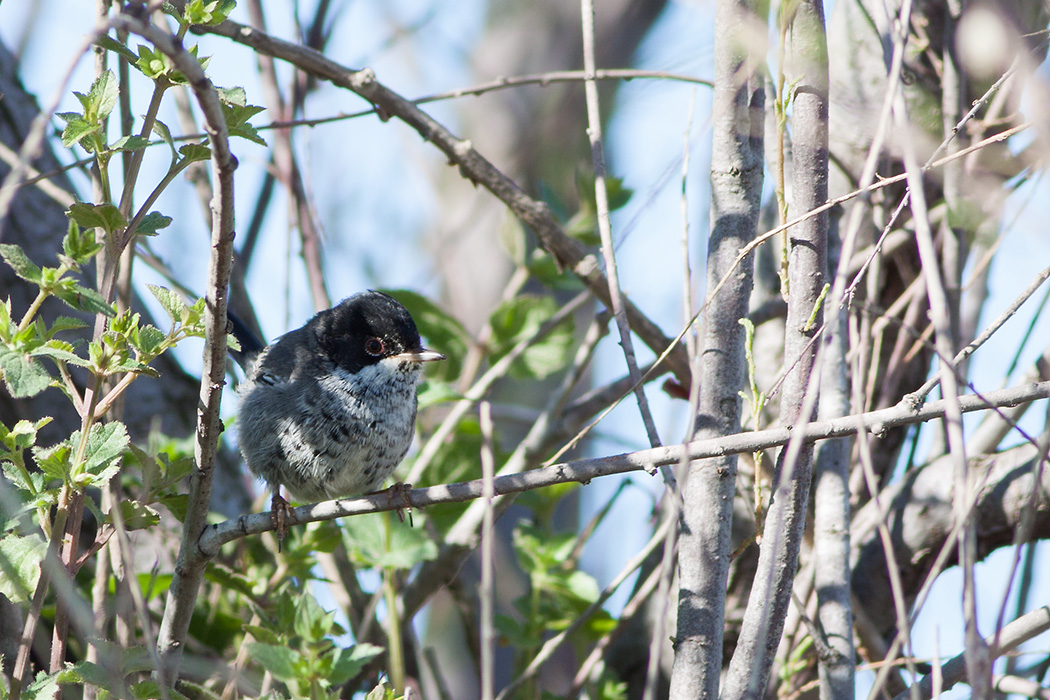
[
  {"x1": 580, "y1": 0, "x2": 664, "y2": 457},
  {"x1": 478, "y1": 402, "x2": 496, "y2": 700}
]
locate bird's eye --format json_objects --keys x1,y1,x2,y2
[{"x1": 364, "y1": 337, "x2": 385, "y2": 356}]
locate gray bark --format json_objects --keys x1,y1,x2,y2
[{"x1": 669, "y1": 0, "x2": 765, "y2": 696}]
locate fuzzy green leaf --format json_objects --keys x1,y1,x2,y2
[
  {"x1": 245, "y1": 643, "x2": 301, "y2": 681},
  {"x1": 52, "y1": 283, "x2": 116, "y2": 317},
  {"x1": 94, "y1": 35, "x2": 139, "y2": 62},
  {"x1": 178, "y1": 143, "x2": 211, "y2": 162},
  {"x1": 147, "y1": 285, "x2": 186, "y2": 326},
  {"x1": 78, "y1": 70, "x2": 119, "y2": 121},
  {"x1": 111, "y1": 135, "x2": 152, "y2": 152},
  {"x1": 0, "y1": 534, "x2": 46, "y2": 603},
  {"x1": 58, "y1": 114, "x2": 100, "y2": 149},
  {"x1": 341, "y1": 512, "x2": 438, "y2": 570},
  {"x1": 115, "y1": 501, "x2": 160, "y2": 530},
  {"x1": 0, "y1": 243, "x2": 43, "y2": 283},
  {"x1": 32, "y1": 341, "x2": 90, "y2": 367},
  {"x1": 0, "y1": 346, "x2": 53, "y2": 398},
  {"x1": 135, "y1": 212, "x2": 173, "y2": 236},
  {"x1": 62, "y1": 220, "x2": 104, "y2": 264},
  {"x1": 67, "y1": 202, "x2": 127, "y2": 235},
  {"x1": 488, "y1": 295, "x2": 575, "y2": 379},
  {"x1": 81, "y1": 421, "x2": 129, "y2": 478},
  {"x1": 329, "y1": 644, "x2": 384, "y2": 685},
  {"x1": 152, "y1": 119, "x2": 177, "y2": 159},
  {"x1": 185, "y1": 0, "x2": 236, "y2": 25}
]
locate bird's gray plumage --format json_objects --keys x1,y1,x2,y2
[{"x1": 235, "y1": 291, "x2": 442, "y2": 502}]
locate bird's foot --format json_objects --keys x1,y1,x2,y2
[
  {"x1": 383, "y1": 482, "x2": 414, "y2": 526},
  {"x1": 271, "y1": 491, "x2": 290, "y2": 551}
]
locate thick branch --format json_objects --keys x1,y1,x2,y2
[
  {"x1": 670, "y1": 0, "x2": 765, "y2": 696},
  {"x1": 852, "y1": 441, "x2": 1050, "y2": 639},
  {"x1": 723, "y1": 1, "x2": 829, "y2": 696}
]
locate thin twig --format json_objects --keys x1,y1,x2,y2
[
  {"x1": 478, "y1": 402, "x2": 496, "y2": 700},
  {"x1": 580, "y1": 0, "x2": 664, "y2": 458}
]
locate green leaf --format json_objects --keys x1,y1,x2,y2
[
  {"x1": 76, "y1": 70, "x2": 119, "y2": 122},
  {"x1": 52, "y1": 283, "x2": 116, "y2": 317},
  {"x1": 130, "y1": 680, "x2": 164, "y2": 699},
  {"x1": 58, "y1": 113, "x2": 100, "y2": 149},
  {"x1": 135, "y1": 212, "x2": 172, "y2": 236},
  {"x1": 185, "y1": 0, "x2": 236, "y2": 25},
  {"x1": 0, "y1": 243, "x2": 43, "y2": 283},
  {"x1": 0, "y1": 534, "x2": 46, "y2": 603},
  {"x1": 205, "y1": 564, "x2": 257, "y2": 597},
  {"x1": 365, "y1": 683, "x2": 398, "y2": 700},
  {"x1": 81, "y1": 422, "x2": 129, "y2": 478},
  {"x1": 31, "y1": 340, "x2": 90, "y2": 367},
  {"x1": 158, "y1": 494, "x2": 188, "y2": 521},
  {"x1": 228, "y1": 122, "x2": 267, "y2": 146},
  {"x1": 0, "y1": 298, "x2": 11, "y2": 341},
  {"x1": 63, "y1": 659, "x2": 117, "y2": 688},
  {"x1": 341, "y1": 512, "x2": 438, "y2": 570},
  {"x1": 189, "y1": 606, "x2": 242, "y2": 653},
  {"x1": 111, "y1": 135, "x2": 152, "y2": 152},
  {"x1": 216, "y1": 87, "x2": 267, "y2": 145},
  {"x1": 25, "y1": 668, "x2": 64, "y2": 700},
  {"x1": 94, "y1": 35, "x2": 139, "y2": 62},
  {"x1": 488, "y1": 295, "x2": 575, "y2": 379},
  {"x1": 115, "y1": 501, "x2": 160, "y2": 530},
  {"x1": 137, "y1": 572, "x2": 173, "y2": 601},
  {"x1": 245, "y1": 643, "x2": 301, "y2": 681},
  {"x1": 134, "y1": 325, "x2": 167, "y2": 357},
  {"x1": 47, "y1": 316, "x2": 88, "y2": 336},
  {"x1": 67, "y1": 202, "x2": 127, "y2": 235},
  {"x1": 147, "y1": 285, "x2": 186, "y2": 326},
  {"x1": 134, "y1": 45, "x2": 171, "y2": 81},
  {"x1": 1, "y1": 459, "x2": 44, "y2": 499},
  {"x1": 328, "y1": 644, "x2": 384, "y2": 685},
  {"x1": 0, "y1": 346, "x2": 53, "y2": 398},
  {"x1": 0, "y1": 417, "x2": 50, "y2": 453},
  {"x1": 34, "y1": 441, "x2": 72, "y2": 482},
  {"x1": 566, "y1": 570, "x2": 600, "y2": 603},
  {"x1": 242, "y1": 624, "x2": 280, "y2": 645},
  {"x1": 294, "y1": 593, "x2": 335, "y2": 642},
  {"x1": 383, "y1": 289, "x2": 469, "y2": 383},
  {"x1": 527, "y1": 249, "x2": 584, "y2": 291},
  {"x1": 152, "y1": 119, "x2": 177, "y2": 159},
  {"x1": 178, "y1": 143, "x2": 211, "y2": 162},
  {"x1": 62, "y1": 219, "x2": 104, "y2": 264},
  {"x1": 494, "y1": 614, "x2": 537, "y2": 648}
]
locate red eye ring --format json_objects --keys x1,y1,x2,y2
[{"x1": 364, "y1": 337, "x2": 385, "y2": 356}]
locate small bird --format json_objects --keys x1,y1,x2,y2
[{"x1": 233, "y1": 291, "x2": 444, "y2": 540}]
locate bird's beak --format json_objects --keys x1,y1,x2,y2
[{"x1": 393, "y1": 348, "x2": 446, "y2": 363}]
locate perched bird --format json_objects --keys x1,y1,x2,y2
[{"x1": 232, "y1": 291, "x2": 444, "y2": 539}]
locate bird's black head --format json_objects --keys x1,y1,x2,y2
[{"x1": 315, "y1": 291, "x2": 441, "y2": 374}]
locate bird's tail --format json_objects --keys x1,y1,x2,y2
[{"x1": 227, "y1": 310, "x2": 266, "y2": 370}]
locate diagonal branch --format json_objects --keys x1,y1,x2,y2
[{"x1": 198, "y1": 19, "x2": 691, "y2": 385}]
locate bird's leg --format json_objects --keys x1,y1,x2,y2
[
  {"x1": 380, "y1": 482, "x2": 414, "y2": 526},
  {"x1": 271, "y1": 488, "x2": 290, "y2": 550}
]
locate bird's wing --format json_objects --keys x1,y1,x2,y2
[{"x1": 248, "y1": 325, "x2": 323, "y2": 384}]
